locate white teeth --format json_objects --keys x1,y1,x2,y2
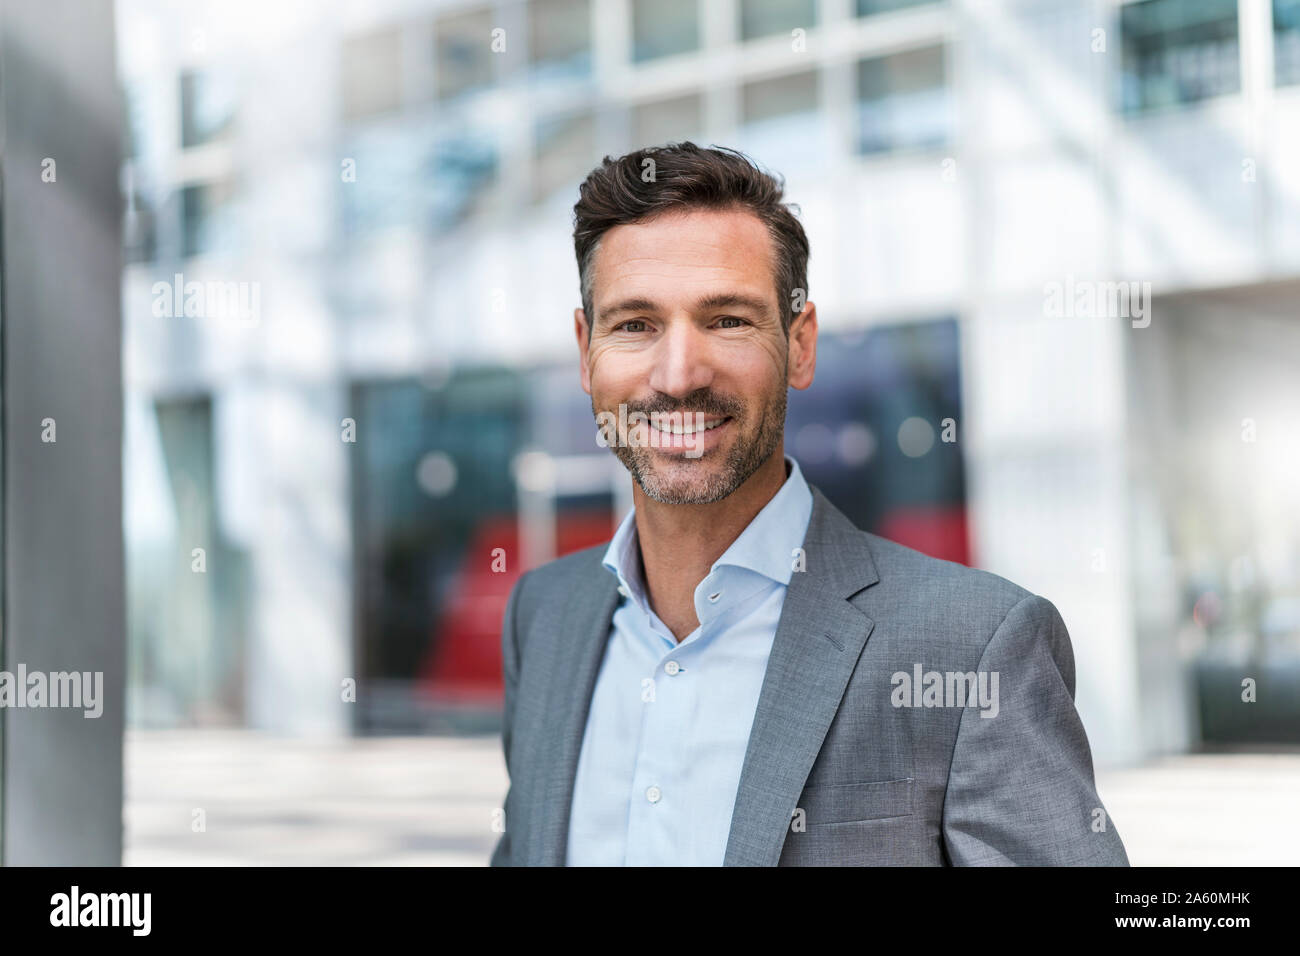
[{"x1": 650, "y1": 417, "x2": 728, "y2": 435}]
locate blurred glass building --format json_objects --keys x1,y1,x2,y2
[{"x1": 117, "y1": 0, "x2": 1300, "y2": 766}]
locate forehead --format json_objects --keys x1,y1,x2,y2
[{"x1": 590, "y1": 207, "x2": 776, "y2": 314}]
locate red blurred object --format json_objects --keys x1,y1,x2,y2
[
  {"x1": 876, "y1": 505, "x2": 970, "y2": 566},
  {"x1": 421, "y1": 503, "x2": 968, "y2": 706},
  {"x1": 419, "y1": 510, "x2": 616, "y2": 705}
]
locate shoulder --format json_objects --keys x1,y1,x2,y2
[
  {"x1": 511, "y1": 542, "x2": 608, "y2": 619},
  {"x1": 855, "y1": 530, "x2": 1049, "y2": 652},
  {"x1": 520, "y1": 542, "x2": 607, "y2": 589},
  {"x1": 808, "y1": 484, "x2": 1035, "y2": 629},
  {"x1": 863, "y1": 531, "x2": 1031, "y2": 607}
]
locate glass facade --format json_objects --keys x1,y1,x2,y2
[
  {"x1": 632, "y1": 0, "x2": 699, "y2": 61},
  {"x1": 113, "y1": 0, "x2": 1300, "y2": 759},
  {"x1": 530, "y1": 0, "x2": 593, "y2": 79},
  {"x1": 632, "y1": 94, "x2": 703, "y2": 147},
  {"x1": 437, "y1": 8, "x2": 497, "y2": 99},
  {"x1": 180, "y1": 180, "x2": 238, "y2": 257},
  {"x1": 129, "y1": 397, "x2": 250, "y2": 727},
  {"x1": 180, "y1": 69, "x2": 238, "y2": 148},
  {"x1": 1120, "y1": 0, "x2": 1241, "y2": 112},
  {"x1": 340, "y1": 123, "x2": 500, "y2": 237},
  {"x1": 787, "y1": 321, "x2": 968, "y2": 563},
  {"x1": 739, "y1": 0, "x2": 817, "y2": 41},
  {"x1": 739, "y1": 70, "x2": 825, "y2": 169},
  {"x1": 1277, "y1": 0, "x2": 1300, "y2": 86},
  {"x1": 857, "y1": 45, "x2": 950, "y2": 154},
  {"x1": 533, "y1": 110, "x2": 598, "y2": 203},
  {"x1": 350, "y1": 372, "x2": 526, "y2": 730},
  {"x1": 857, "y1": 0, "x2": 939, "y2": 15},
  {"x1": 340, "y1": 29, "x2": 403, "y2": 121}
]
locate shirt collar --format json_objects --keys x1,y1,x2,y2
[{"x1": 601, "y1": 455, "x2": 814, "y2": 611}]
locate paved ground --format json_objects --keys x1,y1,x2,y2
[
  {"x1": 1094, "y1": 752, "x2": 1300, "y2": 866},
  {"x1": 123, "y1": 729, "x2": 1300, "y2": 866}
]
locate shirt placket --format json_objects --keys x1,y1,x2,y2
[
  {"x1": 624, "y1": 642, "x2": 695, "y2": 863},
  {"x1": 625, "y1": 567, "x2": 739, "y2": 865}
]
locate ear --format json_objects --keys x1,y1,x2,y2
[
  {"x1": 787, "y1": 300, "x2": 817, "y2": 390},
  {"x1": 575, "y1": 307, "x2": 592, "y2": 395}
]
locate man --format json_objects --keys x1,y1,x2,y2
[{"x1": 490, "y1": 142, "x2": 1128, "y2": 866}]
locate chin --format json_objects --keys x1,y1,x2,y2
[
  {"x1": 638, "y1": 483, "x2": 733, "y2": 506},
  {"x1": 636, "y1": 460, "x2": 738, "y2": 505}
]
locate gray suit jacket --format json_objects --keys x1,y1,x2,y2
[{"x1": 490, "y1": 484, "x2": 1129, "y2": 866}]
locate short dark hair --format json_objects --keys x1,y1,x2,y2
[{"x1": 572, "y1": 142, "x2": 809, "y2": 334}]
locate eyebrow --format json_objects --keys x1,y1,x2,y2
[{"x1": 598, "y1": 292, "x2": 773, "y2": 322}]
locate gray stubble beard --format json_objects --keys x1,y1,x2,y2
[{"x1": 600, "y1": 380, "x2": 788, "y2": 505}]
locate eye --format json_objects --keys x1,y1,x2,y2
[
  {"x1": 715, "y1": 316, "x2": 749, "y2": 329},
  {"x1": 616, "y1": 319, "x2": 651, "y2": 333}
]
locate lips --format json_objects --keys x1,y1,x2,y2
[
  {"x1": 647, "y1": 415, "x2": 731, "y2": 435},
  {"x1": 637, "y1": 413, "x2": 733, "y2": 453}
]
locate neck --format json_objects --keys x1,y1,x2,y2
[{"x1": 632, "y1": 445, "x2": 789, "y2": 642}]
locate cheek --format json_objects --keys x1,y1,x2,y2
[
  {"x1": 728, "y1": 339, "x2": 786, "y2": 385},
  {"x1": 587, "y1": 347, "x2": 641, "y2": 397}
]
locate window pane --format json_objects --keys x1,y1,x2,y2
[
  {"x1": 180, "y1": 69, "x2": 237, "y2": 147},
  {"x1": 437, "y1": 9, "x2": 495, "y2": 98},
  {"x1": 743, "y1": 69, "x2": 818, "y2": 124},
  {"x1": 740, "y1": 70, "x2": 823, "y2": 169},
  {"x1": 739, "y1": 0, "x2": 817, "y2": 42},
  {"x1": 340, "y1": 29, "x2": 403, "y2": 121},
  {"x1": 341, "y1": 126, "x2": 500, "y2": 237},
  {"x1": 632, "y1": 0, "x2": 699, "y2": 62},
  {"x1": 135, "y1": 395, "x2": 247, "y2": 726},
  {"x1": 632, "y1": 94, "x2": 703, "y2": 147},
  {"x1": 124, "y1": 187, "x2": 156, "y2": 264},
  {"x1": 1276, "y1": 0, "x2": 1300, "y2": 87},
  {"x1": 181, "y1": 180, "x2": 238, "y2": 257},
  {"x1": 1119, "y1": 0, "x2": 1240, "y2": 113},
  {"x1": 786, "y1": 320, "x2": 968, "y2": 562},
  {"x1": 350, "y1": 372, "x2": 524, "y2": 721},
  {"x1": 531, "y1": 0, "x2": 592, "y2": 79},
  {"x1": 534, "y1": 111, "x2": 597, "y2": 203},
  {"x1": 857, "y1": 45, "x2": 949, "y2": 154},
  {"x1": 426, "y1": 132, "x2": 501, "y2": 231},
  {"x1": 857, "y1": 0, "x2": 938, "y2": 15}
]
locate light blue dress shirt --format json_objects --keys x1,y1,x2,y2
[{"x1": 566, "y1": 456, "x2": 814, "y2": 866}]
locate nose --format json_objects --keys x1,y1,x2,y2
[{"x1": 646, "y1": 321, "x2": 714, "y2": 399}]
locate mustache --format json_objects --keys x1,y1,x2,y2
[{"x1": 621, "y1": 393, "x2": 745, "y2": 418}]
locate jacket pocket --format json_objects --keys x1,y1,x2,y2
[{"x1": 796, "y1": 777, "x2": 914, "y2": 826}]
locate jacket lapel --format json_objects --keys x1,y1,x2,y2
[
  {"x1": 723, "y1": 485, "x2": 881, "y2": 865},
  {"x1": 532, "y1": 563, "x2": 620, "y2": 865}
]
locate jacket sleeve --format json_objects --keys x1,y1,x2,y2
[
  {"x1": 941, "y1": 593, "x2": 1129, "y2": 865},
  {"x1": 489, "y1": 571, "x2": 530, "y2": 866}
]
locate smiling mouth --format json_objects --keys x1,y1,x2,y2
[{"x1": 646, "y1": 415, "x2": 732, "y2": 435}]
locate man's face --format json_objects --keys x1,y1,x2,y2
[{"x1": 575, "y1": 206, "x2": 816, "y2": 505}]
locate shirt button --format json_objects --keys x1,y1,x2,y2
[
  {"x1": 645, "y1": 786, "x2": 662, "y2": 804},
  {"x1": 664, "y1": 660, "x2": 681, "y2": 676},
  {"x1": 617, "y1": 584, "x2": 630, "y2": 598},
  {"x1": 708, "y1": 591, "x2": 722, "y2": 603}
]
